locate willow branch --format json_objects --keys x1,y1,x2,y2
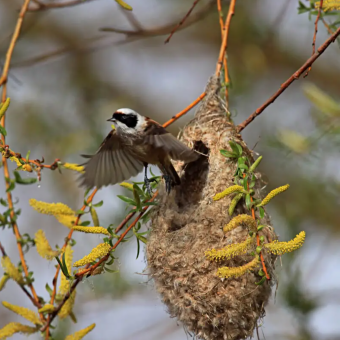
[
  {"x1": 0, "y1": 0, "x2": 43, "y2": 315},
  {"x1": 237, "y1": 26, "x2": 340, "y2": 133},
  {"x1": 28, "y1": 0, "x2": 95, "y2": 11}
]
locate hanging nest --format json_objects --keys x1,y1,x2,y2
[{"x1": 146, "y1": 75, "x2": 278, "y2": 340}]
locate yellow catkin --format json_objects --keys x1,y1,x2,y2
[
  {"x1": 315, "y1": 0, "x2": 340, "y2": 11},
  {"x1": 34, "y1": 230, "x2": 60, "y2": 260},
  {"x1": 58, "y1": 290, "x2": 76, "y2": 319},
  {"x1": 0, "y1": 322, "x2": 38, "y2": 339},
  {"x1": 217, "y1": 257, "x2": 260, "y2": 279},
  {"x1": 55, "y1": 214, "x2": 77, "y2": 228},
  {"x1": 29, "y1": 199, "x2": 75, "y2": 216},
  {"x1": 258, "y1": 184, "x2": 290, "y2": 206},
  {"x1": 0, "y1": 275, "x2": 9, "y2": 291},
  {"x1": 205, "y1": 237, "x2": 256, "y2": 261},
  {"x1": 63, "y1": 163, "x2": 85, "y2": 173},
  {"x1": 228, "y1": 193, "x2": 243, "y2": 216},
  {"x1": 1, "y1": 257, "x2": 24, "y2": 285},
  {"x1": 38, "y1": 304, "x2": 55, "y2": 314},
  {"x1": 264, "y1": 231, "x2": 306, "y2": 255},
  {"x1": 65, "y1": 323, "x2": 96, "y2": 340},
  {"x1": 73, "y1": 243, "x2": 111, "y2": 267},
  {"x1": 59, "y1": 244, "x2": 73, "y2": 295},
  {"x1": 7, "y1": 156, "x2": 22, "y2": 167},
  {"x1": 120, "y1": 182, "x2": 134, "y2": 190},
  {"x1": 72, "y1": 226, "x2": 110, "y2": 236},
  {"x1": 223, "y1": 214, "x2": 257, "y2": 234},
  {"x1": 2, "y1": 302, "x2": 42, "y2": 326},
  {"x1": 4, "y1": 155, "x2": 32, "y2": 172},
  {"x1": 213, "y1": 185, "x2": 245, "y2": 201}
]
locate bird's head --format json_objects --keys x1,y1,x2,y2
[{"x1": 107, "y1": 108, "x2": 145, "y2": 133}]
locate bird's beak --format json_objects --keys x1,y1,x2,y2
[{"x1": 107, "y1": 118, "x2": 115, "y2": 122}]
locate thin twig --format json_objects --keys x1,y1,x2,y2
[
  {"x1": 164, "y1": 0, "x2": 201, "y2": 43},
  {"x1": 100, "y1": 0, "x2": 215, "y2": 41},
  {"x1": 0, "y1": 0, "x2": 43, "y2": 316},
  {"x1": 13, "y1": 1, "x2": 215, "y2": 69},
  {"x1": 28, "y1": 0, "x2": 95, "y2": 11},
  {"x1": 163, "y1": 92, "x2": 206, "y2": 128},
  {"x1": 237, "y1": 25, "x2": 340, "y2": 133},
  {"x1": 215, "y1": 0, "x2": 236, "y2": 76},
  {"x1": 217, "y1": 0, "x2": 229, "y2": 107},
  {"x1": 321, "y1": 17, "x2": 334, "y2": 35},
  {"x1": 244, "y1": 175, "x2": 270, "y2": 280},
  {"x1": 304, "y1": 0, "x2": 323, "y2": 77}
]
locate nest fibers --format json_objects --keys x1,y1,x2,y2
[{"x1": 146, "y1": 75, "x2": 277, "y2": 340}]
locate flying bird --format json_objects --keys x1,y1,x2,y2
[{"x1": 79, "y1": 108, "x2": 199, "y2": 194}]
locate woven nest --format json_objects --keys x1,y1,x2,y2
[{"x1": 146, "y1": 75, "x2": 277, "y2": 340}]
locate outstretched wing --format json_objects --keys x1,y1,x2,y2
[
  {"x1": 143, "y1": 121, "x2": 199, "y2": 163},
  {"x1": 79, "y1": 130, "x2": 144, "y2": 189}
]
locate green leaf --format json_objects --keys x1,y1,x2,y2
[
  {"x1": 45, "y1": 283, "x2": 53, "y2": 296},
  {"x1": 79, "y1": 221, "x2": 90, "y2": 226},
  {"x1": 6, "y1": 181, "x2": 15, "y2": 192},
  {"x1": 55, "y1": 256, "x2": 71, "y2": 279},
  {"x1": 242, "y1": 176, "x2": 248, "y2": 191},
  {"x1": 133, "y1": 187, "x2": 141, "y2": 210},
  {"x1": 133, "y1": 184, "x2": 145, "y2": 197},
  {"x1": 259, "y1": 207, "x2": 265, "y2": 219},
  {"x1": 135, "y1": 237, "x2": 140, "y2": 259},
  {"x1": 220, "y1": 149, "x2": 237, "y2": 158},
  {"x1": 0, "y1": 198, "x2": 7, "y2": 207},
  {"x1": 25, "y1": 150, "x2": 31, "y2": 162},
  {"x1": 84, "y1": 188, "x2": 91, "y2": 198},
  {"x1": 93, "y1": 200, "x2": 104, "y2": 208},
  {"x1": 117, "y1": 195, "x2": 136, "y2": 206},
  {"x1": 0, "y1": 125, "x2": 7, "y2": 137},
  {"x1": 229, "y1": 140, "x2": 242, "y2": 156},
  {"x1": 104, "y1": 267, "x2": 119, "y2": 274},
  {"x1": 75, "y1": 209, "x2": 86, "y2": 215},
  {"x1": 257, "y1": 225, "x2": 265, "y2": 231},
  {"x1": 137, "y1": 235, "x2": 147, "y2": 244},
  {"x1": 238, "y1": 163, "x2": 249, "y2": 170},
  {"x1": 13, "y1": 171, "x2": 37, "y2": 185},
  {"x1": 245, "y1": 194, "x2": 251, "y2": 210},
  {"x1": 258, "y1": 269, "x2": 265, "y2": 277},
  {"x1": 142, "y1": 201, "x2": 158, "y2": 207},
  {"x1": 255, "y1": 276, "x2": 267, "y2": 285}
]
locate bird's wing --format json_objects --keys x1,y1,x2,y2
[
  {"x1": 79, "y1": 130, "x2": 144, "y2": 189},
  {"x1": 143, "y1": 121, "x2": 199, "y2": 163}
]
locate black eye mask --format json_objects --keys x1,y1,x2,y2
[{"x1": 112, "y1": 113, "x2": 138, "y2": 128}]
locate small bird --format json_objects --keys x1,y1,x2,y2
[{"x1": 79, "y1": 108, "x2": 199, "y2": 194}]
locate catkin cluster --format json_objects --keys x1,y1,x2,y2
[{"x1": 146, "y1": 76, "x2": 277, "y2": 340}]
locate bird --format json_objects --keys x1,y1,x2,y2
[{"x1": 79, "y1": 108, "x2": 199, "y2": 194}]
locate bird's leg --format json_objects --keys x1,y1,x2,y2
[
  {"x1": 163, "y1": 174, "x2": 172, "y2": 194},
  {"x1": 143, "y1": 163, "x2": 153, "y2": 196}
]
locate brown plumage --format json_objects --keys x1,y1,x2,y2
[{"x1": 79, "y1": 108, "x2": 199, "y2": 193}]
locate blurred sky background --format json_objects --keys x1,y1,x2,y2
[{"x1": 1, "y1": 0, "x2": 340, "y2": 339}]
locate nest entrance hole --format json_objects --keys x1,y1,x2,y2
[{"x1": 175, "y1": 141, "x2": 210, "y2": 210}]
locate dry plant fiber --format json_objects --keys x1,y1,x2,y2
[{"x1": 146, "y1": 75, "x2": 277, "y2": 340}]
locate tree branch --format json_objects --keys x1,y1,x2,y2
[{"x1": 237, "y1": 26, "x2": 340, "y2": 133}]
